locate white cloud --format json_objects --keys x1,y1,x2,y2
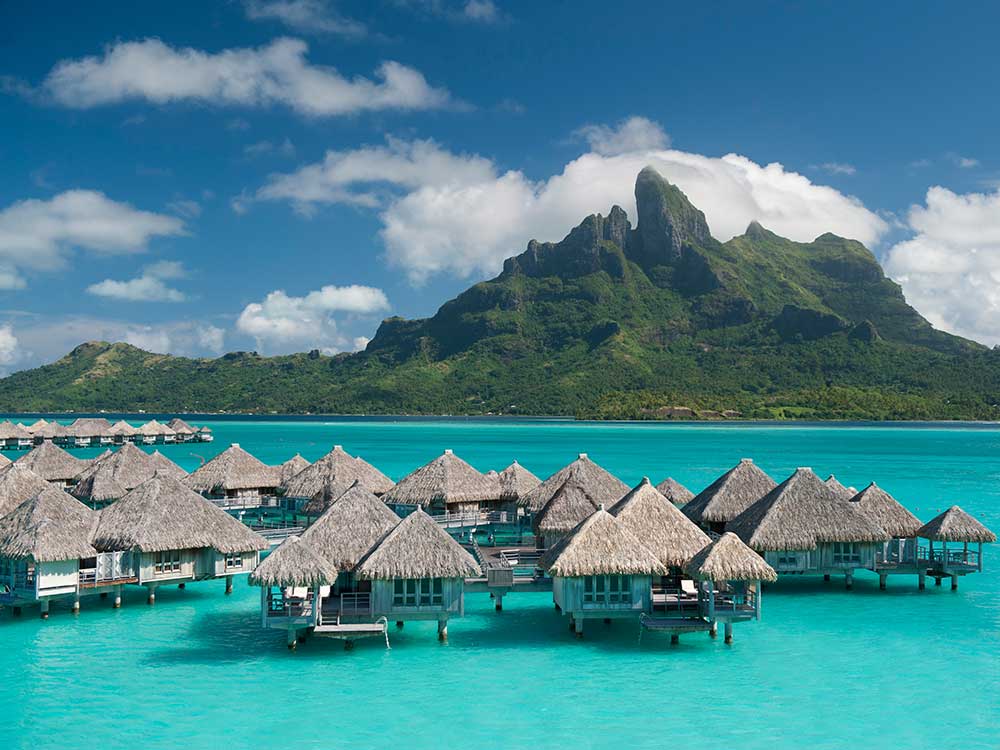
[
  {"x1": 254, "y1": 119, "x2": 887, "y2": 284},
  {"x1": 573, "y1": 116, "x2": 670, "y2": 156},
  {"x1": 0, "y1": 190, "x2": 184, "y2": 282},
  {"x1": 885, "y1": 186, "x2": 1000, "y2": 345},
  {"x1": 814, "y1": 162, "x2": 857, "y2": 176},
  {"x1": 0, "y1": 325, "x2": 22, "y2": 368},
  {"x1": 86, "y1": 260, "x2": 188, "y2": 302},
  {"x1": 243, "y1": 0, "x2": 366, "y2": 36},
  {"x1": 41, "y1": 38, "x2": 451, "y2": 117},
  {"x1": 463, "y1": 0, "x2": 500, "y2": 22},
  {"x1": 197, "y1": 325, "x2": 226, "y2": 354},
  {"x1": 167, "y1": 199, "x2": 202, "y2": 218},
  {"x1": 236, "y1": 284, "x2": 389, "y2": 352},
  {"x1": 243, "y1": 138, "x2": 296, "y2": 159},
  {"x1": 0, "y1": 266, "x2": 27, "y2": 290},
  {"x1": 955, "y1": 155, "x2": 980, "y2": 169}
]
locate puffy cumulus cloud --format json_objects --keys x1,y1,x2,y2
[
  {"x1": 41, "y1": 38, "x2": 451, "y2": 117},
  {"x1": 884, "y1": 186, "x2": 1000, "y2": 345},
  {"x1": 236, "y1": 284, "x2": 389, "y2": 353},
  {"x1": 197, "y1": 325, "x2": 226, "y2": 354},
  {"x1": 0, "y1": 266, "x2": 27, "y2": 290},
  {"x1": 0, "y1": 325, "x2": 23, "y2": 369},
  {"x1": 573, "y1": 116, "x2": 670, "y2": 156},
  {"x1": 243, "y1": 0, "x2": 366, "y2": 37},
  {"x1": 255, "y1": 119, "x2": 888, "y2": 283},
  {"x1": 86, "y1": 260, "x2": 188, "y2": 302}
]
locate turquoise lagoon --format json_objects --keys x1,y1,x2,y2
[{"x1": 1, "y1": 419, "x2": 998, "y2": 749}]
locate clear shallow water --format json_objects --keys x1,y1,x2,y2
[{"x1": 1, "y1": 419, "x2": 998, "y2": 750}]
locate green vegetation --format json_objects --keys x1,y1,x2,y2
[{"x1": 2, "y1": 167, "x2": 999, "y2": 421}]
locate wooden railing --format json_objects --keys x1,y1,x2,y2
[
  {"x1": 917, "y1": 546, "x2": 980, "y2": 566},
  {"x1": 266, "y1": 591, "x2": 314, "y2": 619}
]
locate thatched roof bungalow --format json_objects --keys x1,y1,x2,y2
[
  {"x1": 0, "y1": 420, "x2": 33, "y2": 449},
  {"x1": 0, "y1": 464, "x2": 50, "y2": 517},
  {"x1": 31, "y1": 421, "x2": 68, "y2": 443},
  {"x1": 150, "y1": 450, "x2": 188, "y2": 480},
  {"x1": 15, "y1": 441, "x2": 89, "y2": 486},
  {"x1": 282, "y1": 445, "x2": 393, "y2": 502},
  {"x1": 918, "y1": 506, "x2": 996, "y2": 543},
  {"x1": 610, "y1": 478, "x2": 711, "y2": 568},
  {"x1": 70, "y1": 443, "x2": 159, "y2": 505},
  {"x1": 848, "y1": 483, "x2": 922, "y2": 539},
  {"x1": 655, "y1": 477, "x2": 694, "y2": 507},
  {"x1": 184, "y1": 443, "x2": 278, "y2": 500},
  {"x1": 250, "y1": 536, "x2": 338, "y2": 588},
  {"x1": 824, "y1": 475, "x2": 856, "y2": 500},
  {"x1": 277, "y1": 454, "x2": 310, "y2": 486},
  {"x1": 498, "y1": 461, "x2": 541, "y2": 505},
  {"x1": 64, "y1": 418, "x2": 113, "y2": 446},
  {"x1": 683, "y1": 458, "x2": 776, "y2": 532},
  {"x1": 685, "y1": 533, "x2": 777, "y2": 583},
  {"x1": 166, "y1": 418, "x2": 197, "y2": 441},
  {"x1": 380, "y1": 449, "x2": 496, "y2": 514},
  {"x1": 532, "y1": 475, "x2": 610, "y2": 547},
  {"x1": 520, "y1": 453, "x2": 628, "y2": 513},
  {"x1": 300, "y1": 481, "x2": 400, "y2": 571}
]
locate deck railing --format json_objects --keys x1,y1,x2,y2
[
  {"x1": 266, "y1": 591, "x2": 314, "y2": 619},
  {"x1": 335, "y1": 592, "x2": 372, "y2": 616},
  {"x1": 207, "y1": 495, "x2": 280, "y2": 510},
  {"x1": 79, "y1": 551, "x2": 135, "y2": 587},
  {"x1": 917, "y1": 546, "x2": 980, "y2": 567}
]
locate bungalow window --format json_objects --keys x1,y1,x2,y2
[
  {"x1": 832, "y1": 542, "x2": 861, "y2": 565},
  {"x1": 776, "y1": 553, "x2": 800, "y2": 567},
  {"x1": 224, "y1": 552, "x2": 244, "y2": 570},
  {"x1": 153, "y1": 550, "x2": 182, "y2": 575},
  {"x1": 392, "y1": 578, "x2": 443, "y2": 607},
  {"x1": 582, "y1": 575, "x2": 632, "y2": 605}
]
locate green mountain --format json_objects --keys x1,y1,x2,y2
[{"x1": 3, "y1": 166, "x2": 1000, "y2": 420}]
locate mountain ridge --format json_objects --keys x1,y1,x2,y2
[{"x1": 1, "y1": 167, "x2": 997, "y2": 420}]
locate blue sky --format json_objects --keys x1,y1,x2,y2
[{"x1": 1, "y1": 0, "x2": 998, "y2": 371}]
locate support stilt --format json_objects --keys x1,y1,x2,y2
[
  {"x1": 603, "y1": 618, "x2": 611, "y2": 625},
  {"x1": 918, "y1": 572, "x2": 926, "y2": 590},
  {"x1": 178, "y1": 583, "x2": 186, "y2": 590},
  {"x1": 845, "y1": 571, "x2": 854, "y2": 590},
  {"x1": 72, "y1": 596, "x2": 80, "y2": 615},
  {"x1": 100, "y1": 592, "x2": 108, "y2": 599},
  {"x1": 12, "y1": 606, "x2": 21, "y2": 617},
  {"x1": 344, "y1": 640, "x2": 354, "y2": 651},
  {"x1": 287, "y1": 629, "x2": 297, "y2": 650},
  {"x1": 709, "y1": 620, "x2": 718, "y2": 639},
  {"x1": 395, "y1": 620, "x2": 404, "y2": 629},
  {"x1": 40, "y1": 600, "x2": 49, "y2": 620},
  {"x1": 437, "y1": 618, "x2": 448, "y2": 642},
  {"x1": 569, "y1": 615, "x2": 576, "y2": 632},
  {"x1": 823, "y1": 574, "x2": 830, "y2": 582},
  {"x1": 554, "y1": 603, "x2": 561, "y2": 612},
  {"x1": 225, "y1": 575, "x2": 234, "y2": 595},
  {"x1": 670, "y1": 634, "x2": 679, "y2": 645},
  {"x1": 951, "y1": 576, "x2": 958, "y2": 591},
  {"x1": 113, "y1": 585, "x2": 122, "y2": 609},
  {"x1": 879, "y1": 573, "x2": 887, "y2": 590},
  {"x1": 147, "y1": 584, "x2": 157, "y2": 605},
  {"x1": 724, "y1": 622, "x2": 733, "y2": 644},
  {"x1": 574, "y1": 618, "x2": 584, "y2": 639},
  {"x1": 495, "y1": 593, "x2": 503, "y2": 612}
]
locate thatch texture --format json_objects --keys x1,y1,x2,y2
[
  {"x1": 498, "y1": 461, "x2": 541, "y2": 503},
  {"x1": 300, "y1": 481, "x2": 349, "y2": 517},
  {"x1": 108, "y1": 420, "x2": 139, "y2": 436},
  {"x1": 381, "y1": 449, "x2": 496, "y2": 507},
  {"x1": 32, "y1": 421, "x2": 68, "y2": 440},
  {"x1": 137, "y1": 420, "x2": 175, "y2": 437},
  {"x1": 685, "y1": 532, "x2": 777, "y2": 582},
  {"x1": 0, "y1": 453, "x2": 10, "y2": 467},
  {"x1": 355, "y1": 508, "x2": 481, "y2": 580},
  {"x1": 727, "y1": 468, "x2": 890, "y2": 552},
  {"x1": 848, "y1": 483, "x2": 922, "y2": 538},
  {"x1": 15, "y1": 440, "x2": 89, "y2": 481},
  {"x1": 542, "y1": 508, "x2": 667, "y2": 577},
  {"x1": 917, "y1": 506, "x2": 996, "y2": 543},
  {"x1": 0, "y1": 486, "x2": 98, "y2": 562},
  {"x1": 0, "y1": 464, "x2": 53, "y2": 517},
  {"x1": 610, "y1": 478, "x2": 711, "y2": 567},
  {"x1": 0, "y1": 421, "x2": 32, "y2": 441},
  {"x1": 282, "y1": 445, "x2": 393, "y2": 498},
  {"x1": 824, "y1": 475, "x2": 856, "y2": 500},
  {"x1": 71, "y1": 471, "x2": 128, "y2": 504},
  {"x1": 655, "y1": 477, "x2": 695, "y2": 507},
  {"x1": 184, "y1": 443, "x2": 278, "y2": 493},
  {"x1": 532, "y1": 476, "x2": 606, "y2": 537},
  {"x1": 166, "y1": 418, "x2": 197, "y2": 435},
  {"x1": 92, "y1": 476, "x2": 268, "y2": 554},
  {"x1": 150, "y1": 450, "x2": 188, "y2": 480},
  {"x1": 683, "y1": 459, "x2": 776, "y2": 525},
  {"x1": 520, "y1": 453, "x2": 629, "y2": 512},
  {"x1": 277, "y1": 454, "x2": 311, "y2": 485},
  {"x1": 25, "y1": 419, "x2": 49, "y2": 434},
  {"x1": 301, "y1": 481, "x2": 401, "y2": 570},
  {"x1": 71, "y1": 443, "x2": 159, "y2": 501},
  {"x1": 65, "y1": 418, "x2": 112, "y2": 437},
  {"x1": 249, "y1": 536, "x2": 338, "y2": 587}
]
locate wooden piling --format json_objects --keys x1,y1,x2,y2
[
  {"x1": 724, "y1": 622, "x2": 733, "y2": 644},
  {"x1": 437, "y1": 618, "x2": 448, "y2": 642},
  {"x1": 495, "y1": 593, "x2": 503, "y2": 612},
  {"x1": 12, "y1": 606, "x2": 21, "y2": 617},
  {"x1": 823, "y1": 574, "x2": 830, "y2": 582},
  {"x1": 225, "y1": 575, "x2": 234, "y2": 595},
  {"x1": 918, "y1": 572, "x2": 926, "y2": 590},
  {"x1": 113, "y1": 585, "x2": 122, "y2": 609},
  {"x1": 845, "y1": 571, "x2": 854, "y2": 590},
  {"x1": 287, "y1": 629, "x2": 297, "y2": 650},
  {"x1": 40, "y1": 600, "x2": 49, "y2": 620},
  {"x1": 709, "y1": 621, "x2": 718, "y2": 639},
  {"x1": 178, "y1": 583, "x2": 186, "y2": 590},
  {"x1": 395, "y1": 620, "x2": 404, "y2": 629},
  {"x1": 72, "y1": 596, "x2": 80, "y2": 615},
  {"x1": 670, "y1": 634, "x2": 679, "y2": 645},
  {"x1": 951, "y1": 576, "x2": 958, "y2": 591},
  {"x1": 879, "y1": 573, "x2": 887, "y2": 590},
  {"x1": 935, "y1": 577, "x2": 942, "y2": 587},
  {"x1": 147, "y1": 584, "x2": 157, "y2": 605}
]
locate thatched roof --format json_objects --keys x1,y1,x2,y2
[
  {"x1": 300, "y1": 480, "x2": 350, "y2": 517},
  {"x1": 92, "y1": 476, "x2": 268, "y2": 553},
  {"x1": 0, "y1": 453, "x2": 9, "y2": 467},
  {"x1": 542, "y1": 507, "x2": 667, "y2": 577},
  {"x1": 32, "y1": 421, "x2": 68, "y2": 439},
  {"x1": 532, "y1": 475, "x2": 607, "y2": 537},
  {"x1": 727, "y1": 468, "x2": 890, "y2": 552},
  {"x1": 166, "y1": 418, "x2": 197, "y2": 434},
  {"x1": 655, "y1": 477, "x2": 695, "y2": 507},
  {"x1": 249, "y1": 536, "x2": 338, "y2": 587},
  {"x1": 685, "y1": 532, "x2": 777, "y2": 582},
  {"x1": 199, "y1": 426, "x2": 213, "y2": 433},
  {"x1": 0, "y1": 420, "x2": 32, "y2": 440},
  {"x1": 498, "y1": 461, "x2": 541, "y2": 502},
  {"x1": 381, "y1": 449, "x2": 496, "y2": 507},
  {"x1": 610, "y1": 478, "x2": 711, "y2": 567},
  {"x1": 108, "y1": 420, "x2": 139, "y2": 436},
  {"x1": 301, "y1": 481, "x2": 401, "y2": 570},
  {"x1": 0, "y1": 464, "x2": 53, "y2": 517},
  {"x1": 24, "y1": 418, "x2": 49, "y2": 434},
  {"x1": 520, "y1": 453, "x2": 629, "y2": 512},
  {"x1": 683, "y1": 459, "x2": 776, "y2": 525},
  {"x1": 15, "y1": 440, "x2": 89, "y2": 481},
  {"x1": 184, "y1": 443, "x2": 278, "y2": 492},
  {"x1": 65, "y1": 417, "x2": 112, "y2": 437},
  {"x1": 71, "y1": 443, "x2": 158, "y2": 499},
  {"x1": 917, "y1": 506, "x2": 996, "y2": 543},
  {"x1": 282, "y1": 445, "x2": 393, "y2": 498},
  {"x1": 277, "y1": 454, "x2": 311, "y2": 485},
  {"x1": 137, "y1": 419, "x2": 175, "y2": 437},
  {"x1": 848, "y1": 483, "x2": 922, "y2": 539},
  {"x1": 90, "y1": 449, "x2": 113, "y2": 464},
  {"x1": 150, "y1": 450, "x2": 188, "y2": 480},
  {"x1": 0, "y1": 486, "x2": 98, "y2": 561},
  {"x1": 824, "y1": 475, "x2": 856, "y2": 500},
  {"x1": 355, "y1": 508, "x2": 481, "y2": 580}
]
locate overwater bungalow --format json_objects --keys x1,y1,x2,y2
[
  {"x1": 108, "y1": 420, "x2": 140, "y2": 444},
  {"x1": 916, "y1": 506, "x2": 996, "y2": 589},
  {"x1": 532, "y1": 474, "x2": 610, "y2": 548},
  {"x1": 381, "y1": 449, "x2": 496, "y2": 515},
  {"x1": 198, "y1": 426, "x2": 214, "y2": 442},
  {"x1": 682, "y1": 532, "x2": 777, "y2": 643},
  {"x1": 655, "y1": 477, "x2": 695, "y2": 507},
  {"x1": 0, "y1": 464, "x2": 51, "y2": 517},
  {"x1": 150, "y1": 450, "x2": 188, "y2": 480},
  {"x1": 0, "y1": 421, "x2": 33, "y2": 450},
  {"x1": 542, "y1": 507, "x2": 666, "y2": 637},
  {"x1": 91, "y1": 475, "x2": 268, "y2": 602},
  {"x1": 846, "y1": 483, "x2": 922, "y2": 587},
  {"x1": 15, "y1": 441, "x2": 89, "y2": 487},
  {"x1": 824, "y1": 475, "x2": 856, "y2": 500},
  {"x1": 727, "y1": 467, "x2": 890, "y2": 587},
  {"x1": 520, "y1": 454, "x2": 629, "y2": 517},
  {"x1": 0, "y1": 486, "x2": 136, "y2": 617},
  {"x1": 24, "y1": 418, "x2": 49, "y2": 436},
  {"x1": 63, "y1": 418, "x2": 113, "y2": 448},
  {"x1": 497, "y1": 461, "x2": 541, "y2": 513},
  {"x1": 70, "y1": 443, "x2": 159, "y2": 506},
  {"x1": 31, "y1": 420, "x2": 68, "y2": 444},
  {"x1": 137, "y1": 420, "x2": 175, "y2": 444},
  {"x1": 281, "y1": 445, "x2": 393, "y2": 508},
  {"x1": 277, "y1": 454, "x2": 310, "y2": 486},
  {"x1": 166, "y1": 418, "x2": 198, "y2": 442},
  {"x1": 683, "y1": 458, "x2": 777, "y2": 534},
  {"x1": 184, "y1": 443, "x2": 278, "y2": 505}
]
